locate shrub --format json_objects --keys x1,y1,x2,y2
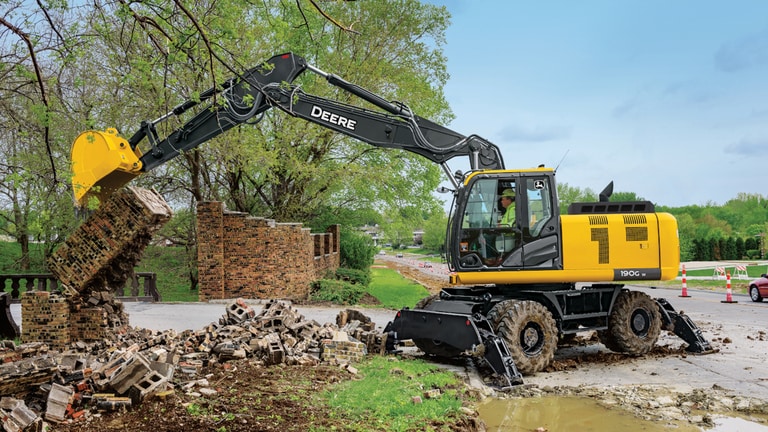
[
  {"x1": 310, "y1": 279, "x2": 366, "y2": 305},
  {"x1": 334, "y1": 267, "x2": 371, "y2": 286},
  {"x1": 339, "y1": 228, "x2": 376, "y2": 271}
]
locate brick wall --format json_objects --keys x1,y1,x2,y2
[{"x1": 196, "y1": 202, "x2": 340, "y2": 301}]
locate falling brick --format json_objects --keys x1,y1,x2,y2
[
  {"x1": 47, "y1": 186, "x2": 172, "y2": 297},
  {"x1": 27, "y1": 187, "x2": 172, "y2": 348}
]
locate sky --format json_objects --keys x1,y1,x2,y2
[{"x1": 428, "y1": 1, "x2": 768, "y2": 207}]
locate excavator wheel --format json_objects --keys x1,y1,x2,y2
[
  {"x1": 487, "y1": 300, "x2": 558, "y2": 375},
  {"x1": 598, "y1": 290, "x2": 661, "y2": 355},
  {"x1": 411, "y1": 295, "x2": 463, "y2": 358}
]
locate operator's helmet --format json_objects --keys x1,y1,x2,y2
[{"x1": 501, "y1": 189, "x2": 515, "y2": 199}]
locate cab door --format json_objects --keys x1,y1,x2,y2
[
  {"x1": 501, "y1": 175, "x2": 561, "y2": 269},
  {"x1": 453, "y1": 175, "x2": 522, "y2": 268}
]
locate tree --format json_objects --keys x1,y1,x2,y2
[
  {"x1": 0, "y1": 3, "x2": 81, "y2": 268},
  {"x1": 556, "y1": 182, "x2": 596, "y2": 214},
  {"x1": 675, "y1": 213, "x2": 697, "y2": 261},
  {"x1": 421, "y1": 209, "x2": 449, "y2": 252},
  {"x1": 339, "y1": 227, "x2": 376, "y2": 271}
]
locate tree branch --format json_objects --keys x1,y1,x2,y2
[
  {"x1": 0, "y1": 16, "x2": 57, "y2": 185},
  {"x1": 307, "y1": 0, "x2": 361, "y2": 34}
]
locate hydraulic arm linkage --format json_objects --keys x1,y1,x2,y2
[{"x1": 72, "y1": 52, "x2": 504, "y2": 205}]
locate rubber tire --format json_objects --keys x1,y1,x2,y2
[
  {"x1": 411, "y1": 295, "x2": 463, "y2": 358},
  {"x1": 750, "y1": 285, "x2": 764, "y2": 302},
  {"x1": 487, "y1": 300, "x2": 558, "y2": 375},
  {"x1": 599, "y1": 290, "x2": 661, "y2": 355}
]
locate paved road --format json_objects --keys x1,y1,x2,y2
[{"x1": 10, "y1": 300, "x2": 399, "y2": 334}]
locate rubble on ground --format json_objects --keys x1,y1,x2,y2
[{"x1": 0, "y1": 300, "x2": 385, "y2": 431}]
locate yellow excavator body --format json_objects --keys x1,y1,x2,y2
[{"x1": 70, "y1": 128, "x2": 143, "y2": 206}]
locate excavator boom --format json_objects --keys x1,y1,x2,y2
[{"x1": 71, "y1": 53, "x2": 503, "y2": 206}]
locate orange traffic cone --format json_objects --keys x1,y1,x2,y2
[
  {"x1": 720, "y1": 271, "x2": 738, "y2": 303},
  {"x1": 679, "y1": 265, "x2": 691, "y2": 298}
]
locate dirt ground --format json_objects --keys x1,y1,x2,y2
[{"x1": 54, "y1": 362, "x2": 350, "y2": 432}]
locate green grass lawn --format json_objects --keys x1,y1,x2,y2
[
  {"x1": 322, "y1": 356, "x2": 467, "y2": 431},
  {"x1": 366, "y1": 266, "x2": 430, "y2": 310}
]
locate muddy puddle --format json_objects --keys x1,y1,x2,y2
[{"x1": 478, "y1": 396, "x2": 768, "y2": 432}]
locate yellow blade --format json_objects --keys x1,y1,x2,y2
[{"x1": 71, "y1": 128, "x2": 143, "y2": 207}]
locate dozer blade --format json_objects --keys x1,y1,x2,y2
[
  {"x1": 71, "y1": 128, "x2": 143, "y2": 207},
  {"x1": 384, "y1": 308, "x2": 523, "y2": 388}
]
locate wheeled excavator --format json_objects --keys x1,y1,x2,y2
[{"x1": 70, "y1": 53, "x2": 713, "y2": 387}]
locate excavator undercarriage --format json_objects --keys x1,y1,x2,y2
[{"x1": 385, "y1": 284, "x2": 713, "y2": 387}]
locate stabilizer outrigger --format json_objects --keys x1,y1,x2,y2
[{"x1": 655, "y1": 298, "x2": 716, "y2": 353}]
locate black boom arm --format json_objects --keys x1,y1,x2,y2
[{"x1": 133, "y1": 53, "x2": 504, "y2": 176}]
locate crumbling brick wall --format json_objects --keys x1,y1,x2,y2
[
  {"x1": 23, "y1": 186, "x2": 171, "y2": 349},
  {"x1": 197, "y1": 202, "x2": 340, "y2": 301}
]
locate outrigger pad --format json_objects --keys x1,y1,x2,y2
[
  {"x1": 384, "y1": 308, "x2": 524, "y2": 389},
  {"x1": 480, "y1": 331, "x2": 524, "y2": 389}
]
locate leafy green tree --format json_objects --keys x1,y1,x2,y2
[
  {"x1": 421, "y1": 209, "x2": 448, "y2": 252},
  {"x1": 339, "y1": 227, "x2": 377, "y2": 271},
  {"x1": 735, "y1": 237, "x2": 745, "y2": 260},
  {"x1": 556, "y1": 182, "x2": 595, "y2": 214},
  {"x1": 675, "y1": 213, "x2": 696, "y2": 261},
  {"x1": 610, "y1": 191, "x2": 644, "y2": 202}
]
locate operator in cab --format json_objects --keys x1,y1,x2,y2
[{"x1": 499, "y1": 188, "x2": 515, "y2": 227}]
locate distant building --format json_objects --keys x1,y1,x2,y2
[{"x1": 360, "y1": 224, "x2": 383, "y2": 246}]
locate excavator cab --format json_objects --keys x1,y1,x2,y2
[
  {"x1": 452, "y1": 168, "x2": 560, "y2": 273},
  {"x1": 71, "y1": 128, "x2": 143, "y2": 207}
]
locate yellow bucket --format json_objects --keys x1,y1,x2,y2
[{"x1": 70, "y1": 128, "x2": 143, "y2": 206}]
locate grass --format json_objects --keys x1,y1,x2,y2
[
  {"x1": 322, "y1": 356, "x2": 467, "y2": 431},
  {"x1": 0, "y1": 241, "x2": 47, "y2": 273},
  {"x1": 681, "y1": 264, "x2": 767, "y2": 278},
  {"x1": 0, "y1": 241, "x2": 197, "y2": 302},
  {"x1": 637, "y1": 264, "x2": 768, "y2": 295},
  {"x1": 367, "y1": 266, "x2": 430, "y2": 310},
  {"x1": 134, "y1": 246, "x2": 198, "y2": 302}
]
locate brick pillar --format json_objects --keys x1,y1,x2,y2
[
  {"x1": 197, "y1": 202, "x2": 225, "y2": 301},
  {"x1": 327, "y1": 224, "x2": 340, "y2": 253},
  {"x1": 21, "y1": 291, "x2": 70, "y2": 351}
]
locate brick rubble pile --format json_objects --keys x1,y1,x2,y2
[{"x1": 0, "y1": 300, "x2": 386, "y2": 431}]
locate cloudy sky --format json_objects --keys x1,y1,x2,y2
[{"x1": 429, "y1": 1, "x2": 768, "y2": 207}]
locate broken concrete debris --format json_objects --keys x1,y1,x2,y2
[{"x1": 0, "y1": 300, "x2": 385, "y2": 429}]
